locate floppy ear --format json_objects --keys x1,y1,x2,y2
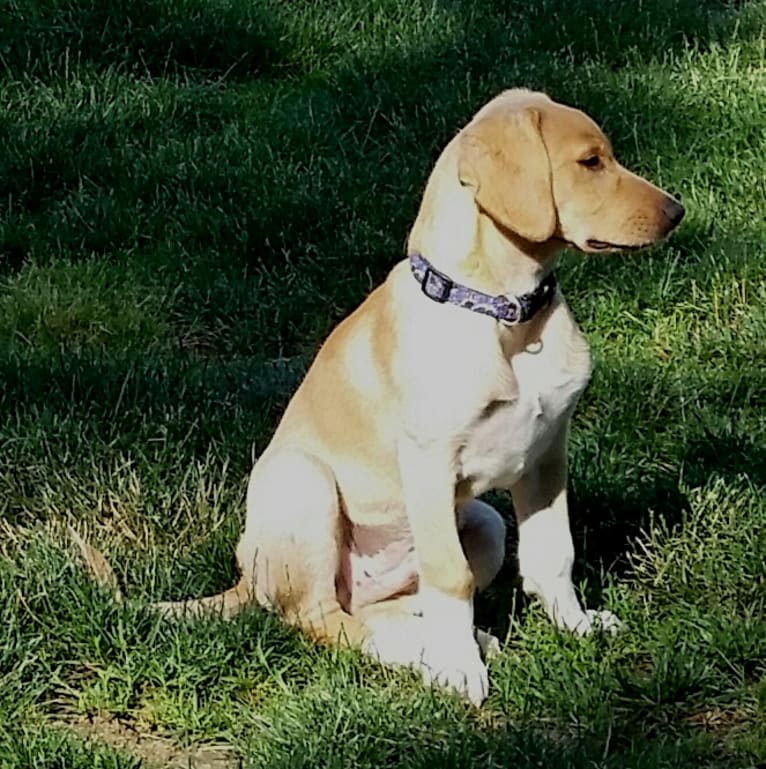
[{"x1": 458, "y1": 108, "x2": 556, "y2": 242}]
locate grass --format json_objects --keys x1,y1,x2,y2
[{"x1": 1, "y1": 0, "x2": 765, "y2": 765}]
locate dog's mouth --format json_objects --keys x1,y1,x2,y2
[
  {"x1": 552, "y1": 236, "x2": 656, "y2": 253},
  {"x1": 585, "y1": 239, "x2": 649, "y2": 252}
]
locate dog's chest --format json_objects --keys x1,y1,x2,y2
[{"x1": 456, "y1": 325, "x2": 591, "y2": 495}]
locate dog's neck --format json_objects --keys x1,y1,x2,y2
[
  {"x1": 461, "y1": 213, "x2": 560, "y2": 296},
  {"x1": 407, "y1": 147, "x2": 560, "y2": 298}
]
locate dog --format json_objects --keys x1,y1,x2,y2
[{"x1": 76, "y1": 88, "x2": 684, "y2": 705}]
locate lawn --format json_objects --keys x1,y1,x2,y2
[{"x1": 1, "y1": 0, "x2": 765, "y2": 766}]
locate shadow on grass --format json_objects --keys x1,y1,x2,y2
[
  {"x1": 3, "y1": 340, "x2": 764, "y2": 592},
  {"x1": 1, "y1": 0, "x2": 760, "y2": 359},
  {"x1": 2, "y1": 0, "x2": 751, "y2": 82},
  {"x1": 475, "y1": 350, "x2": 766, "y2": 637},
  {"x1": 2, "y1": 4, "x2": 763, "y2": 764},
  {"x1": 1, "y1": 0, "x2": 294, "y2": 81},
  {"x1": 1, "y1": 0, "x2": 760, "y2": 277}
]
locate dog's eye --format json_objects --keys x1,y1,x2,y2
[{"x1": 578, "y1": 155, "x2": 602, "y2": 169}]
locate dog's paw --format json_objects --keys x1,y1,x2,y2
[
  {"x1": 364, "y1": 627, "x2": 489, "y2": 705},
  {"x1": 574, "y1": 609, "x2": 622, "y2": 636},
  {"x1": 417, "y1": 636, "x2": 489, "y2": 706}
]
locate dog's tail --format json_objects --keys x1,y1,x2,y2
[{"x1": 69, "y1": 527, "x2": 252, "y2": 620}]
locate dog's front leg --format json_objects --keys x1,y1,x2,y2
[
  {"x1": 511, "y1": 425, "x2": 621, "y2": 635},
  {"x1": 365, "y1": 436, "x2": 488, "y2": 705}
]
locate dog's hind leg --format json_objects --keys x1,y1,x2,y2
[
  {"x1": 457, "y1": 498, "x2": 506, "y2": 592},
  {"x1": 235, "y1": 449, "x2": 369, "y2": 648}
]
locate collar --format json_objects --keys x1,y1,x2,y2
[{"x1": 409, "y1": 253, "x2": 557, "y2": 325}]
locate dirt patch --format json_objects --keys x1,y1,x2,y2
[{"x1": 56, "y1": 714, "x2": 242, "y2": 768}]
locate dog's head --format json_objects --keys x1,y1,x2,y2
[{"x1": 457, "y1": 89, "x2": 684, "y2": 252}]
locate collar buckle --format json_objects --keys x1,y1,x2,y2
[{"x1": 420, "y1": 264, "x2": 453, "y2": 303}]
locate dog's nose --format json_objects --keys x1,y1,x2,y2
[{"x1": 663, "y1": 198, "x2": 685, "y2": 227}]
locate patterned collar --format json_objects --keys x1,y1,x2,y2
[{"x1": 409, "y1": 253, "x2": 557, "y2": 325}]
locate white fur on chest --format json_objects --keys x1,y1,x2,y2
[{"x1": 457, "y1": 321, "x2": 591, "y2": 496}]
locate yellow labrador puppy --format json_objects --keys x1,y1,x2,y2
[{"x1": 78, "y1": 88, "x2": 684, "y2": 705}]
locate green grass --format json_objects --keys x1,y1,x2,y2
[{"x1": 1, "y1": 0, "x2": 765, "y2": 766}]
